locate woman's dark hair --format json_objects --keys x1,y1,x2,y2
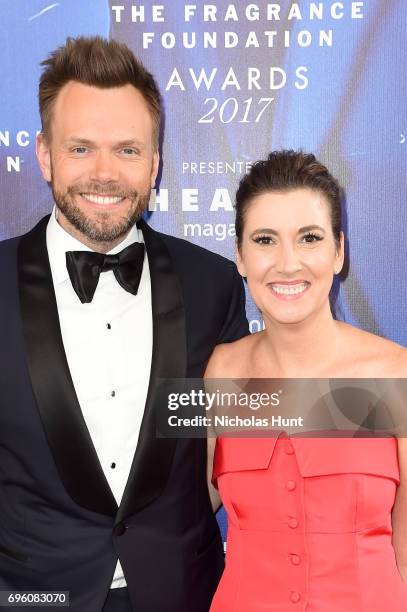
[{"x1": 235, "y1": 150, "x2": 342, "y2": 247}]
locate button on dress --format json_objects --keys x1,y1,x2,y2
[{"x1": 211, "y1": 435, "x2": 407, "y2": 611}]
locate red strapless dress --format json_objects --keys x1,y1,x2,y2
[{"x1": 211, "y1": 435, "x2": 407, "y2": 611}]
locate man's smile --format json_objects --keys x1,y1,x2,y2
[{"x1": 80, "y1": 193, "x2": 125, "y2": 205}]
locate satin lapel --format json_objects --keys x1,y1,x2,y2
[
  {"x1": 18, "y1": 216, "x2": 117, "y2": 516},
  {"x1": 116, "y1": 220, "x2": 186, "y2": 522}
]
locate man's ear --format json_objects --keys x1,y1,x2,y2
[
  {"x1": 151, "y1": 151, "x2": 160, "y2": 188},
  {"x1": 236, "y1": 244, "x2": 247, "y2": 278},
  {"x1": 36, "y1": 133, "x2": 52, "y2": 182}
]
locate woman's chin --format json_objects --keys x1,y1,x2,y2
[{"x1": 262, "y1": 306, "x2": 313, "y2": 327}]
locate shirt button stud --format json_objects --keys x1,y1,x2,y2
[
  {"x1": 286, "y1": 480, "x2": 296, "y2": 491},
  {"x1": 288, "y1": 517, "x2": 299, "y2": 529},
  {"x1": 111, "y1": 390, "x2": 116, "y2": 397},
  {"x1": 290, "y1": 554, "x2": 301, "y2": 566},
  {"x1": 290, "y1": 591, "x2": 301, "y2": 603},
  {"x1": 106, "y1": 323, "x2": 111, "y2": 330}
]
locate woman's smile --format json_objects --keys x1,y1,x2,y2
[{"x1": 267, "y1": 280, "x2": 311, "y2": 301}]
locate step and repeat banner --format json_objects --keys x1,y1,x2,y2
[
  {"x1": 1, "y1": 1, "x2": 406, "y2": 343},
  {"x1": 0, "y1": 0, "x2": 406, "y2": 531}
]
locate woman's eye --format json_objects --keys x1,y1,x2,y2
[
  {"x1": 302, "y1": 232, "x2": 323, "y2": 243},
  {"x1": 253, "y1": 235, "x2": 274, "y2": 245}
]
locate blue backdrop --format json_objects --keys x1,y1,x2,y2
[{"x1": 1, "y1": 0, "x2": 406, "y2": 539}]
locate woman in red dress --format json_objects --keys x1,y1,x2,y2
[{"x1": 206, "y1": 150, "x2": 407, "y2": 611}]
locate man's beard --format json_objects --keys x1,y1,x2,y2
[{"x1": 51, "y1": 181, "x2": 150, "y2": 244}]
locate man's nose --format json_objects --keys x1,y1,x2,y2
[{"x1": 89, "y1": 151, "x2": 119, "y2": 183}]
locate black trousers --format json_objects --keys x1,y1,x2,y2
[{"x1": 102, "y1": 587, "x2": 133, "y2": 612}]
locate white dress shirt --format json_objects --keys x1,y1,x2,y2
[{"x1": 46, "y1": 207, "x2": 152, "y2": 588}]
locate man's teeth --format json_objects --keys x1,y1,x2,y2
[
  {"x1": 271, "y1": 283, "x2": 308, "y2": 295},
  {"x1": 81, "y1": 194, "x2": 123, "y2": 205}
]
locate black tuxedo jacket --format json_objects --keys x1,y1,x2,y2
[{"x1": 0, "y1": 216, "x2": 249, "y2": 612}]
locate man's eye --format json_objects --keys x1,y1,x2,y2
[
  {"x1": 121, "y1": 148, "x2": 138, "y2": 155},
  {"x1": 253, "y1": 235, "x2": 274, "y2": 245},
  {"x1": 72, "y1": 147, "x2": 88, "y2": 154}
]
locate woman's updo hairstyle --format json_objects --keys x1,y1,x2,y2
[{"x1": 235, "y1": 150, "x2": 342, "y2": 248}]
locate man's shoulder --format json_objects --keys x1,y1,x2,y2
[
  {"x1": 0, "y1": 215, "x2": 49, "y2": 271},
  {"x1": 0, "y1": 234, "x2": 20, "y2": 258},
  {"x1": 0, "y1": 235, "x2": 22, "y2": 287},
  {"x1": 0, "y1": 215, "x2": 49, "y2": 255}
]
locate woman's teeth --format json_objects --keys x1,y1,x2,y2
[{"x1": 271, "y1": 283, "x2": 308, "y2": 295}]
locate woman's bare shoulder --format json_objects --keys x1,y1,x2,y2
[
  {"x1": 385, "y1": 343, "x2": 407, "y2": 377},
  {"x1": 204, "y1": 332, "x2": 260, "y2": 378},
  {"x1": 339, "y1": 322, "x2": 407, "y2": 376}
]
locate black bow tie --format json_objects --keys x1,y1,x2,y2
[{"x1": 65, "y1": 242, "x2": 145, "y2": 303}]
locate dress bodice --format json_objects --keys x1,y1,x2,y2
[{"x1": 211, "y1": 435, "x2": 407, "y2": 611}]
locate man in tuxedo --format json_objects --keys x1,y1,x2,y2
[{"x1": 0, "y1": 37, "x2": 248, "y2": 611}]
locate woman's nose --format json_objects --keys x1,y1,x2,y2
[{"x1": 274, "y1": 244, "x2": 302, "y2": 275}]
